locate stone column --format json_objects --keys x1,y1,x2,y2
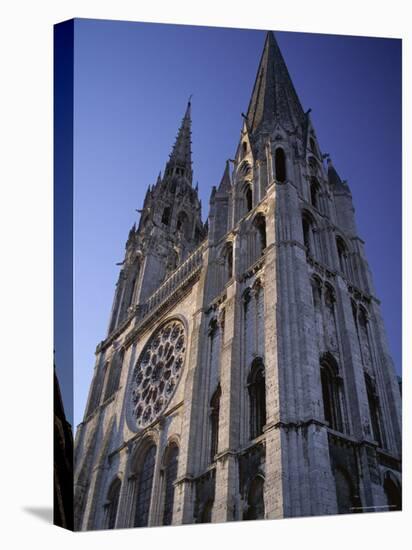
[
  {"x1": 173, "y1": 249, "x2": 210, "y2": 524},
  {"x1": 113, "y1": 446, "x2": 132, "y2": 528},
  {"x1": 212, "y1": 282, "x2": 242, "y2": 522}
]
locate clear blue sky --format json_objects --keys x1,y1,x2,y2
[{"x1": 68, "y1": 19, "x2": 401, "y2": 429}]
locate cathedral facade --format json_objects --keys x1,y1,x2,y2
[{"x1": 74, "y1": 31, "x2": 402, "y2": 530}]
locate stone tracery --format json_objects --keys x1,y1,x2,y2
[{"x1": 130, "y1": 319, "x2": 186, "y2": 429}]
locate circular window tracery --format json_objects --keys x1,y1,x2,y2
[{"x1": 130, "y1": 319, "x2": 186, "y2": 429}]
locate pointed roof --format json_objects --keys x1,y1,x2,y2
[
  {"x1": 327, "y1": 157, "x2": 351, "y2": 193},
  {"x1": 166, "y1": 99, "x2": 193, "y2": 184},
  {"x1": 217, "y1": 160, "x2": 231, "y2": 193},
  {"x1": 327, "y1": 157, "x2": 343, "y2": 186},
  {"x1": 246, "y1": 31, "x2": 305, "y2": 135}
]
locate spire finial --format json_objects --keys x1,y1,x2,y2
[
  {"x1": 217, "y1": 160, "x2": 231, "y2": 193},
  {"x1": 246, "y1": 30, "x2": 305, "y2": 136},
  {"x1": 165, "y1": 99, "x2": 193, "y2": 184}
]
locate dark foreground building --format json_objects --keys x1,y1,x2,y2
[{"x1": 54, "y1": 367, "x2": 74, "y2": 529}]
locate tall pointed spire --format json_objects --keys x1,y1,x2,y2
[
  {"x1": 246, "y1": 31, "x2": 305, "y2": 136},
  {"x1": 218, "y1": 160, "x2": 231, "y2": 192},
  {"x1": 165, "y1": 99, "x2": 193, "y2": 184}
]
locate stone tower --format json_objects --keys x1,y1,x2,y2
[{"x1": 74, "y1": 31, "x2": 402, "y2": 531}]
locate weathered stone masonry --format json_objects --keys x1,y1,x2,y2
[{"x1": 74, "y1": 31, "x2": 402, "y2": 530}]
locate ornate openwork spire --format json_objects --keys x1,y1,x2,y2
[
  {"x1": 165, "y1": 99, "x2": 193, "y2": 184},
  {"x1": 246, "y1": 31, "x2": 306, "y2": 135}
]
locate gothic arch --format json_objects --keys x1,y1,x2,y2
[
  {"x1": 103, "y1": 348, "x2": 124, "y2": 402},
  {"x1": 301, "y1": 209, "x2": 318, "y2": 257},
  {"x1": 364, "y1": 373, "x2": 383, "y2": 446},
  {"x1": 320, "y1": 353, "x2": 344, "y2": 432},
  {"x1": 309, "y1": 137, "x2": 318, "y2": 156},
  {"x1": 161, "y1": 441, "x2": 180, "y2": 525},
  {"x1": 243, "y1": 181, "x2": 253, "y2": 212},
  {"x1": 129, "y1": 433, "x2": 159, "y2": 475},
  {"x1": 241, "y1": 141, "x2": 248, "y2": 158},
  {"x1": 128, "y1": 436, "x2": 158, "y2": 528},
  {"x1": 248, "y1": 357, "x2": 266, "y2": 439},
  {"x1": 104, "y1": 476, "x2": 122, "y2": 529},
  {"x1": 275, "y1": 147, "x2": 286, "y2": 182},
  {"x1": 336, "y1": 234, "x2": 350, "y2": 277},
  {"x1": 310, "y1": 275, "x2": 322, "y2": 307},
  {"x1": 238, "y1": 160, "x2": 252, "y2": 179},
  {"x1": 176, "y1": 210, "x2": 190, "y2": 239},
  {"x1": 252, "y1": 212, "x2": 267, "y2": 255},
  {"x1": 221, "y1": 240, "x2": 234, "y2": 282},
  {"x1": 324, "y1": 282, "x2": 336, "y2": 304},
  {"x1": 161, "y1": 206, "x2": 171, "y2": 225},
  {"x1": 310, "y1": 177, "x2": 321, "y2": 210},
  {"x1": 308, "y1": 155, "x2": 320, "y2": 175},
  {"x1": 210, "y1": 384, "x2": 221, "y2": 462},
  {"x1": 244, "y1": 475, "x2": 265, "y2": 520}
]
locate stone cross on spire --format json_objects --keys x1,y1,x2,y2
[
  {"x1": 246, "y1": 31, "x2": 306, "y2": 136},
  {"x1": 165, "y1": 98, "x2": 193, "y2": 184}
]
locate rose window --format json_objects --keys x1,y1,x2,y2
[{"x1": 130, "y1": 319, "x2": 186, "y2": 429}]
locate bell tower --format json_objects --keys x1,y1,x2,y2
[{"x1": 108, "y1": 100, "x2": 206, "y2": 334}]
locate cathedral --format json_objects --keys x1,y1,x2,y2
[{"x1": 74, "y1": 31, "x2": 402, "y2": 530}]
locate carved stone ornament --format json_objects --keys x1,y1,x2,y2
[{"x1": 129, "y1": 319, "x2": 186, "y2": 429}]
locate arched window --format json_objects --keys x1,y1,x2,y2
[
  {"x1": 210, "y1": 385, "x2": 221, "y2": 462},
  {"x1": 248, "y1": 358, "x2": 266, "y2": 439},
  {"x1": 358, "y1": 307, "x2": 373, "y2": 370},
  {"x1": 242, "y1": 141, "x2": 248, "y2": 158},
  {"x1": 324, "y1": 284, "x2": 338, "y2": 350},
  {"x1": 104, "y1": 477, "x2": 121, "y2": 529},
  {"x1": 85, "y1": 364, "x2": 105, "y2": 416},
  {"x1": 310, "y1": 178, "x2": 320, "y2": 209},
  {"x1": 176, "y1": 211, "x2": 190, "y2": 239},
  {"x1": 244, "y1": 476, "x2": 265, "y2": 520},
  {"x1": 308, "y1": 156, "x2": 318, "y2": 175},
  {"x1": 364, "y1": 373, "x2": 383, "y2": 447},
  {"x1": 336, "y1": 236, "x2": 349, "y2": 276},
  {"x1": 309, "y1": 137, "x2": 317, "y2": 156},
  {"x1": 275, "y1": 148, "x2": 286, "y2": 182},
  {"x1": 335, "y1": 468, "x2": 361, "y2": 514},
  {"x1": 223, "y1": 242, "x2": 233, "y2": 281},
  {"x1": 128, "y1": 275, "x2": 137, "y2": 308},
  {"x1": 134, "y1": 444, "x2": 157, "y2": 527},
  {"x1": 161, "y1": 206, "x2": 171, "y2": 225},
  {"x1": 302, "y1": 211, "x2": 317, "y2": 257},
  {"x1": 103, "y1": 349, "x2": 123, "y2": 401},
  {"x1": 383, "y1": 472, "x2": 402, "y2": 511},
  {"x1": 245, "y1": 184, "x2": 253, "y2": 212},
  {"x1": 320, "y1": 356, "x2": 343, "y2": 432},
  {"x1": 253, "y1": 214, "x2": 267, "y2": 255},
  {"x1": 162, "y1": 444, "x2": 179, "y2": 525},
  {"x1": 311, "y1": 276, "x2": 322, "y2": 308},
  {"x1": 166, "y1": 249, "x2": 179, "y2": 274}
]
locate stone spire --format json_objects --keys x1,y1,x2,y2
[
  {"x1": 165, "y1": 99, "x2": 193, "y2": 184},
  {"x1": 246, "y1": 31, "x2": 306, "y2": 136},
  {"x1": 217, "y1": 160, "x2": 231, "y2": 193},
  {"x1": 327, "y1": 157, "x2": 349, "y2": 190}
]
